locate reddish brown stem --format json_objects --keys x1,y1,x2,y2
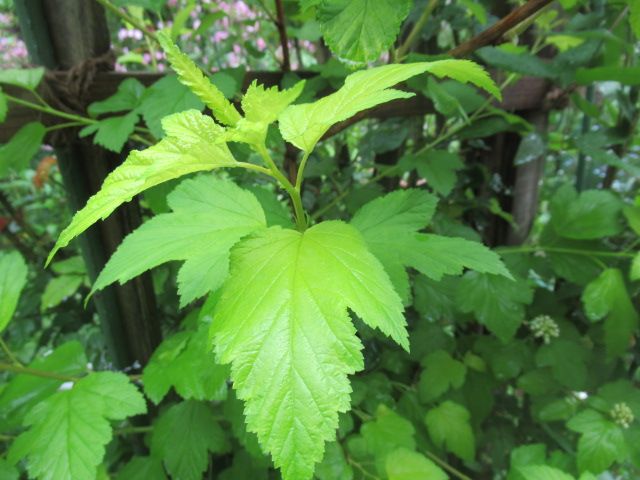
[
  {"x1": 448, "y1": 0, "x2": 554, "y2": 58},
  {"x1": 274, "y1": 0, "x2": 291, "y2": 71}
]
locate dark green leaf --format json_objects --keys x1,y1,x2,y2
[
  {"x1": 0, "y1": 122, "x2": 46, "y2": 177},
  {"x1": 151, "y1": 401, "x2": 229, "y2": 480}
]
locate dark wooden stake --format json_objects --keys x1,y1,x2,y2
[{"x1": 15, "y1": 0, "x2": 161, "y2": 368}]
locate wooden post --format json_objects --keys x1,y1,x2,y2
[{"x1": 15, "y1": 0, "x2": 161, "y2": 368}]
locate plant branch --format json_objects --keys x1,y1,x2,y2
[
  {"x1": 94, "y1": 0, "x2": 158, "y2": 42},
  {"x1": 295, "y1": 151, "x2": 311, "y2": 191},
  {"x1": 0, "y1": 338, "x2": 22, "y2": 367},
  {"x1": 274, "y1": 0, "x2": 291, "y2": 71},
  {"x1": 234, "y1": 161, "x2": 276, "y2": 177},
  {"x1": 448, "y1": 0, "x2": 554, "y2": 58},
  {"x1": 256, "y1": 146, "x2": 307, "y2": 230},
  {"x1": 0, "y1": 362, "x2": 81, "y2": 382},
  {"x1": 114, "y1": 425, "x2": 153, "y2": 436},
  {"x1": 497, "y1": 245, "x2": 635, "y2": 259},
  {"x1": 5, "y1": 94, "x2": 96, "y2": 126},
  {"x1": 424, "y1": 451, "x2": 472, "y2": 480},
  {"x1": 254, "y1": 0, "x2": 278, "y2": 23},
  {"x1": 396, "y1": 0, "x2": 438, "y2": 60}
]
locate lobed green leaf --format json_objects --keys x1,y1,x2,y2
[{"x1": 211, "y1": 221, "x2": 406, "y2": 480}]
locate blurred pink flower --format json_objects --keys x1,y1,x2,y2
[{"x1": 213, "y1": 31, "x2": 229, "y2": 42}]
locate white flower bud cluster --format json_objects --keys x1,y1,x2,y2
[
  {"x1": 610, "y1": 402, "x2": 634, "y2": 429},
  {"x1": 529, "y1": 315, "x2": 560, "y2": 344}
]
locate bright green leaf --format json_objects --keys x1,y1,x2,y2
[
  {"x1": 88, "y1": 78, "x2": 145, "y2": 116},
  {"x1": 116, "y1": 456, "x2": 167, "y2": 480},
  {"x1": 0, "y1": 122, "x2": 46, "y2": 177},
  {"x1": 425, "y1": 401, "x2": 475, "y2": 461},
  {"x1": 550, "y1": 185, "x2": 622, "y2": 240},
  {"x1": 279, "y1": 63, "x2": 430, "y2": 152},
  {"x1": 48, "y1": 110, "x2": 237, "y2": 265},
  {"x1": 140, "y1": 75, "x2": 204, "y2": 138},
  {"x1": 210, "y1": 221, "x2": 406, "y2": 480},
  {"x1": 79, "y1": 111, "x2": 139, "y2": 153},
  {"x1": 457, "y1": 272, "x2": 532, "y2": 342},
  {"x1": 8, "y1": 372, "x2": 146, "y2": 480},
  {"x1": 151, "y1": 400, "x2": 229, "y2": 480},
  {"x1": 242, "y1": 80, "x2": 305, "y2": 124},
  {"x1": 352, "y1": 189, "x2": 510, "y2": 302},
  {"x1": 516, "y1": 465, "x2": 574, "y2": 480},
  {"x1": 157, "y1": 31, "x2": 241, "y2": 126},
  {"x1": 92, "y1": 175, "x2": 265, "y2": 306},
  {"x1": 224, "y1": 80, "x2": 306, "y2": 146},
  {"x1": 567, "y1": 409, "x2": 628, "y2": 473},
  {"x1": 352, "y1": 189, "x2": 436, "y2": 301},
  {"x1": 421, "y1": 59, "x2": 502, "y2": 100},
  {"x1": 280, "y1": 61, "x2": 498, "y2": 153},
  {"x1": 317, "y1": 0, "x2": 412, "y2": 64},
  {"x1": 582, "y1": 268, "x2": 638, "y2": 357},
  {"x1": 0, "y1": 67, "x2": 45, "y2": 90},
  {"x1": 0, "y1": 342, "x2": 87, "y2": 431},
  {"x1": 40, "y1": 275, "x2": 83, "y2": 311},
  {"x1": 0, "y1": 250, "x2": 27, "y2": 333},
  {"x1": 385, "y1": 448, "x2": 447, "y2": 480},
  {"x1": 418, "y1": 350, "x2": 466, "y2": 403},
  {"x1": 406, "y1": 235, "x2": 513, "y2": 282}
]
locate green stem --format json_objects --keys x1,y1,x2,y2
[
  {"x1": 347, "y1": 457, "x2": 380, "y2": 480},
  {"x1": 234, "y1": 161, "x2": 276, "y2": 177},
  {"x1": 257, "y1": 145, "x2": 308, "y2": 231},
  {"x1": 497, "y1": 245, "x2": 635, "y2": 259},
  {"x1": 424, "y1": 450, "x2": 472, "y2": 480},
  {"x1": 0, "y1": 338, "x2": 22, "y2": 367},
  {"x1": 396, "y1": 0, "x2": 438, "y2": 60},
  {"x1": 295, "y1": 151, "x2": 311, "y2": 191},
  {"x1": 0, "y1": 434, "x2": 15, "y2": 442},
  {"x1": 46, "y1": 121, "x2": 86, "y2": 132},
  {"x1": 6, "y1": 94, "x2": 96, "y2": 126},
  {"x1": 130, "y1": 133, "x2": 153, "y2": 146},
  {"x1": 0, "y1": 362, "x2": 80, "y2": 382},
  {"x1": 94, "y1": 0, "x2": 158, "y2": 42},
  {"x1": 114, "y1": 425, "x2": 153, "y2": 436}
]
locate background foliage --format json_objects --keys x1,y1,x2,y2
[{"x1": 1, "y1": 0, "x2": 640, "y2": 479}]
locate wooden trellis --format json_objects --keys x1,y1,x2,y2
[{"x1": 3, "y1": 0, "x2": 555, "y2": 366}]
